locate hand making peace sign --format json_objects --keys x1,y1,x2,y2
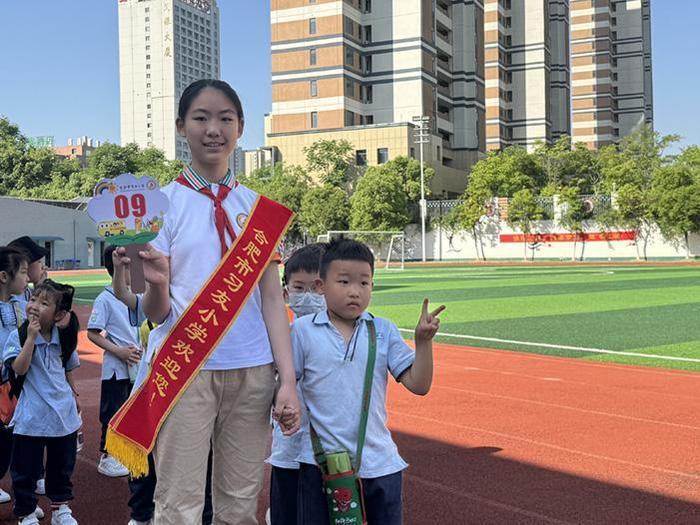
[{"x1": 414, "y1": 298, "x2": 446, "y2": 343}]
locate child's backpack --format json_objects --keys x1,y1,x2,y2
[{"x1": 6, "y1": 312, "x2": 80, "y2": 401}]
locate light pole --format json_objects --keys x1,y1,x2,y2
[{"x1": 412, "y1": 115, "x2": 431, "y2": 262}]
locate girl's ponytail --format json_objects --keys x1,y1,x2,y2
[{"x1": 58, "y1": 310, "x2": 79, "y2": 367}]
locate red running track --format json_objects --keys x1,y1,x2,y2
[{"x1": 2, "y1": 313, "x2": 699, "y2": 524}]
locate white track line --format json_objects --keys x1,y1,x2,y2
[
  {"x1": 432, "y1": 384, "x2": 700, "y2": 431},
  {"x1": 399, "y1": 328, "x2": 700, "y2": 363},
  {"x1": 404, "y1": 474, "x2": 577, "y2": 525},
  {"x1": 391, "y1": 410, "x2": 700, "y2": 481}
]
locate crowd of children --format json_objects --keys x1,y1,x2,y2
[{"x1": 0, "y1": 79, "x2": 444, "y2": 525}]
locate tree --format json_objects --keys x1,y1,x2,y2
[
  {"x1": 597, "y1": 125, "x2": 680, "y2": 260},
  {"x1": 467, "y1": 146, "x2": 545, "y2": 200},
  {"x1": 558, "y1": 186, "x2": 587, "y2": 260},
  {"x1": 533, "y1": 136, "x2": 600, "y2": 194},
  {"x1": 366, "y1": 156, "x2": 435, "y2": 203},
  {"x1": 650, "y1": 147, "x2": 700, "y2": 258},
  {"x1": 238, "y1": 163, "x2": 311, "y2": 241},
  {"x1": 299, "y1": 185, "x2": 350, "y2": 237},
  {"x1": 507, "y1": 189, "x2": 543, "y2": 260},
  {"x1": 350, "y1": 169, "x2": 409, "y2": 232},
  {"x1": 304, "y1": 139, "x2": 354, "y2": 187}
]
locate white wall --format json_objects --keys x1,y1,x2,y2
[{"x1": 404, "y1": 220, "x2": 700, "y2": 261}]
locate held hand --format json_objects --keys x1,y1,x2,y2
[
  {"x1": 139, "y1": 244, "x2": 170, "y2": 287},
  {"x1": 113, "y1": 247, "x2": 131, "y2": 271},
  {"x1": 273, "y1": 382, "x2": 300, "y2": 436},
  {"x1": 414, "y1": 298, "x2": 445, "y2": 344},
  {"x1": 115, "y1": 345, "x2": 143, "y2": 365}
]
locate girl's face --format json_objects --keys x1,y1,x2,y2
[
  {"x1": 176, "y1": 87, "x2": 243, "y2": 170},
  {"x1": 26, "y1": 290, "x2": 62, "y2": 332},
  {"x1": 9, "y1": 261, "x2": 30, "y2": 296}
]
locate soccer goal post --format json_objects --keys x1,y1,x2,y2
[{"x1": 322, "y1": 230, "x2": 405, "y2": 270}]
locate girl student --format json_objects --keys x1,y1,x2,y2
[
  {"x1": 3, "y1": 280, "x2": 81, "y2": 525},
  {"x1": 0, "y1": 247, "x2": 30, "y2": 506},
  {"x1": 114, "y1": 79, "x2": 300, "y2": 524}
]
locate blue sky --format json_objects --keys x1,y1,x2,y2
[{"x1": 0, "y1": 1, "x2": 697, "y2": 152}]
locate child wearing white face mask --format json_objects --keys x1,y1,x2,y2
[{"x1": 267, "y1": 244, "x2": 325, "y2": 525}]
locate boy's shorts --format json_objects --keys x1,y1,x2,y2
[{"x1": 297, "y1": 463, "x2": 403, "y2": 525}]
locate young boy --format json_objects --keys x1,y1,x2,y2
[
  {"x1": 87, "y1": 245, "x2": 141, "y2": 478},
  {"x1": 267, "y1": 243, "x2": 325, "y2": 525},
  {"x1": 292, "y1": 239, "x2": 444, "y2": 525},
  {"x1": 8, "y1": 237, "x2": 48, "y2": 314}
]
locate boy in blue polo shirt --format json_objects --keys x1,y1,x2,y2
[
  {"x1": 292, "y1": 239, "x2": 445, "y2": 525},
  {"x1": 87, "y1": 245, "x2": 141, "y2": 478}
]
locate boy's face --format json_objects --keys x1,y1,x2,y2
[
  {"x1": 28, "y1": 258, "x2": 47, "y2": 285},
  {"x1": 284, "y1": 270, "x2": 320, "y2": 300},
  {"x1": 320, "y1": 260, "x2": 373, "y2": 321}
]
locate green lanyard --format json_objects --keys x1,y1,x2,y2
[{"x1": 310, "y1": 319, "x2": 377, "y2": 473}]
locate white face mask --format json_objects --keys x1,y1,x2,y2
[{"x1": 288, "y1": 291, "x2": 326, "y2": 318}]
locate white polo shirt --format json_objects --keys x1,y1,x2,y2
[{"x1": 148, "y1": 180, "x2": 274, "y2": 371}]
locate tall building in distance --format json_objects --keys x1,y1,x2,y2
[
  {"x1": 266, "y1": 0, "x2": 653, "y2": 194},
  {"x1": 118, "y1": 0, "x2": 221, "y2": 161},
  {"x1": 570, "y1": 0, "x2": 653, "y2": 149}
]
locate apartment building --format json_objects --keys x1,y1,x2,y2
[
  {"x1": 266, "y1": 0, "x2": 653, "y2": 193},
  {"x1": 118, "y1": 0, "x2": 221, "y2": 161},
  {"x1": 570, "y1": 0, "x2": 653, "y2": 148}
]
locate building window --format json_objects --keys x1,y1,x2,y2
[
  {"x1": 345, "y1": 110, "x2": 355, "y2": 126},
  {"x1": 310, "y1": 80, "x2": 318, "y2": 97},
  {"x1": 364, "y1": 115, "x2": 374, "y2": 125},
  {"x1": 363, "y1": 85, "x2": 373, "y2": 103},
  {"x1": 345, "y1": 47, "x2": 354, "y2": 66},
  {"x1": 345, "y1": 79, "x2": 355, "y2": 97},
  {"x1": 410, "y1": 147, "x2": 415, "y2": 158},
  {"x1": 377, "y1": 148, "x2": 388, "y2": 164},
  {"x1": 356, "y1": 150, "x2": 367, "y2": 166},
  {"x1": 344, "y1": 17, "x2": 354, "y2": 37},
  {"x1": 311, "y1": 111, "x2": 318, "y2": 128},
  {"x1": 362, "y1": 25, "x2": 372, "y2": 43},
  {"x1": 310, "y1": 48, "x2": 317, "y2": 65},
  {"x1": 309, "y1": 18, "x2": 317, "y2": 34},
  {"x1": 363, "y1": 54, "x2": 372, "y2": 73}
]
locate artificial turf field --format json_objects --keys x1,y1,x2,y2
[{"x1": 60, "y1": 263, "x2": 700, "y2": 372}]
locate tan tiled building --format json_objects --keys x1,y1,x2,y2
[
  {"x1": 266, "y1": 0, "x2": 652, "y2": 193},
  {"x1": 571, "y1": 0, "x2": 653, "y2": 148}
]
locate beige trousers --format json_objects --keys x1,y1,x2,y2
[{"x1": 153, "y1": 364, "x2": 275, "y2": 525}]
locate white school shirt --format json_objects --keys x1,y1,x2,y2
[
  {"x1": 292, "y1": 310, "x2": 416, "y2": 478},
  {"x1": 148, "y1": 180, "x2": 274, "y2": 371},
  {"x1": 88, "y1": 286, "x2": 141, "y2": 381}
]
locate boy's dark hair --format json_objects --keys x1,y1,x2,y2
[
  {"x1": 320, "y1": 238, "x2": 374, "y2": 279},
  {"x1": 104, "y1": 244, "x2": 116, "y2": 277},
  {"x1": 178, "y1": 79, "x2": 245, "y2": 124},
  {"x1": 0, "y1": 246, "x2": 29, "y2": 279},
  {"x1": 9, "y1": 279, "x2": 79, "y2": 399},
  {"x1": 283, "y1": 244, "x2": 324, "y2": 287}
]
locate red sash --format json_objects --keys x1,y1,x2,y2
[{"x1": 106, "y1": 195, "x2": 293, "y2": 476}]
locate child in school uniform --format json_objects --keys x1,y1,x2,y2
[
  {"x1": 7, "y1": 237, "x2": 49, "y2": 313},
  {"x1": 267, "y1": 243, "x2": 326, "y2": 525},
  {"x1": 3, "y1": 280, "x2": 82, "y2": 525},
  {"x1": 292, "y1": 239, "x2": 445, "y2": 525},
  {"x1": 0, "y1": 247, "x2": 30, "y2": 505},
  {"x1": 86, "y1": 245, "x2": 141, "y2": 478},
  {"x1": 113, "y1": 79, "x2": 300, "y2": 524},
  {"x1": 110, "y1": 253, "x2": 214, "y2": 525}
]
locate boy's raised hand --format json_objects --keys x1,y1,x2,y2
[{"x1": 414, "y1": 298, "x2": 445, "y2": 343}]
